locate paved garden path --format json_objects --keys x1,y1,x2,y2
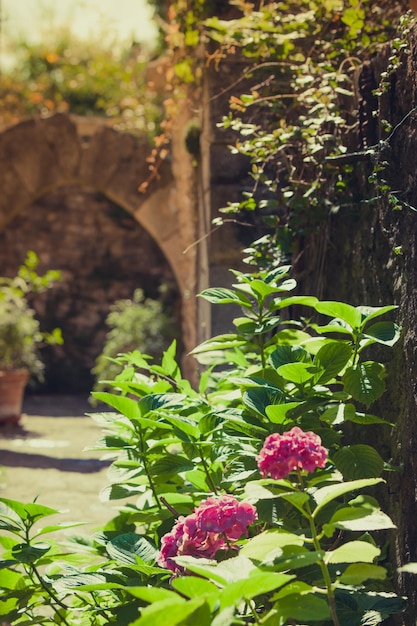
[{"x1": 0, "y1": 395, "x2": 118, "y2": 538}]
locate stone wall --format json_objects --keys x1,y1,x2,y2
[
  {"x1": 0, "y1": 184, "x2": 179, "y2": 391},
  {"x1": 299, "y1": 28, "x2": 417, "y2": 625},
  {"x1": 0, "y1": 113, "x2": 201, "y2": 388}
]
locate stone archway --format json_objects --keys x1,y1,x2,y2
[{"x1": 0, "y1": 113, "x2": 199, "y2": 383}]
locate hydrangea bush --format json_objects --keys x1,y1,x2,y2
[{"x1": 0, "y1": 263, "x2": 413, "y2": 625}]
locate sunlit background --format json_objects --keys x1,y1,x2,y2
[{"x1": 0, "y1": 0, "x2": 158, "y2": 69}]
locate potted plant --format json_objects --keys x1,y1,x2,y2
[{"x1": 0, "y1": 251, "x2": 62, "y2": 424}]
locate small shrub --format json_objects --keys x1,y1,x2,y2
[{"x1": 92, "y1": 288, "x2": 176, "y2": 392}]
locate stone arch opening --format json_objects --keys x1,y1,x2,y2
[
  {"x1": 0, "y1": 113, "x2": 199, "y2": 390},
  {"x1": 0, "y1": 182, "x2": 182, "y2": 392}
]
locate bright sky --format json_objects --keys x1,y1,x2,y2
[{"x1": 1, "y1": 0, "x2": 158, "y2": 65}]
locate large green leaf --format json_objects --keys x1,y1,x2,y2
[
  {"x1": 277, "y1": 362, "x2": 317, "y2": 385},
  {"x1": 0, "y1": 498, "x2": 59, "y2": 524},
  {"x1": 92, "y1": 392, "x2": 140, "y2": 419},
  {"x1": 314, "y1": 301, "x2": 362, "y2": 329},
  {"x1": 266, "y1": 402, "x2": 300, "y2": 424},
  {"x1": 320, "y1": 403, "x2": 356, "y2": 425},
  {"x1": 151, "y1": 454, "x2": 195, "y2": 475},
  {"x1": 313, "y1": 342, "x2": 353, "y2": 383},
  {"x1": 326, "y1": 506, "x2": 395, "y2": 532},
  {"x1": 343, "y1": 362, "x2": 385, "y2": 407},
  {"x1": 358, "y1": 304, "x2": 398, "y2": 326},
  {"x1": 11, "y1": 542, "x2": 50, "y2": 564},
  {"x1": 326, "y1": 540, "x2": 380, "y2": 564},
  {"x1": 362, "y1": 321, "x2": 401, "y2": 346},
  {"x1": 106, "y1": 533, "x2": 157, "y2": 564},
  {"x1": 334, "y1": 445, "x2": 384, "y2": 479},
  {"x1": 241, "y1": 529, "x2": 305, "y2": 561},
  {"x1": 139, "y1": 393, "x2": 187, "y2": 415},
  {"x1": 274, "y1": 593, "x2": 331, "y2": 622},
  {"x1": 270, "y1": 345, "x2": 310, "y2": 369},
  {"x1": 175, "y1": 555, "x2": 256, "y2": 585},
  {"x1": 130, "y1": 598, "x2": 210, "y2": 626},
  {"x1": 191, "y1": 334, "x2": 246, "y2": 354},
  {"x1": 312, "y1": 478, "x2": 384, "y2": 516},
  {"x1": 172, "y1": 576, "x2": 220, "y2": 600},
  {"x1": 219, "y1": 571, "x2": 294, "y2": 610},
  {"x1": 199, "y1": 287, "x2": 251, "y2": 308},
  {"x1": 233, "y1": 317, "x2": 258, "y2": 334},
  {"x1": 339, "y1": 563, "x2": 387, "y2": 584},
  {"x1": 273, "y1": 295, "x2": 318, "y2": 310}
]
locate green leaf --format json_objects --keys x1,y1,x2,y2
[
  {"x1": 241, "y1": 530, "x2": 305, "y2": 561},
  {"x1": 219, "y1": 571, "x2": 294, "y2": 610},
  {"x1": 314, "y1": 301, "x2": 362, "y2": 329},
  {"x1": 92, "y1": 392, "x2": 140, "y2": 419},
  {"x1": 277, "y1": 362, "x2": 317, "y2": 385},
  {"x1": 274, "y1": 593, "x2": 331, "y2": 622},
  {"x1": 124, "y1": 587, "x2": 181, "y2": 603},
  {"x1": 165, "y1": 416, "x2": 199, "y2": 440},
  {"x1": 139, "y1": 393, "x2": 186, "y2": 415},
  {"x1": 211, "y1": 606, "x2": 235, "y2": 626},
  {"x1": 191, "y1": 334, "x2": 246, "y2": 354},
  {"x1": 150, "y1": 454, "x2": 195, "y2": 475},
  {"x1": 11, "y1": 542, "x2": 50, "y2": 564},
  {"x1": 313, "y1": 342, "x2": 353, "y2": 383},
  {"x1": 334, "y1": 445, "x2": 384, "y2": 479},
  {"x1": 243, "y1": 389, "x2": 271, "y2": 417},
  {"x1": 129, "y1": 598, "x2": 209, "y2": 626},
  {"x1": 320, "y1": 403, "x2": 356, "y2": 425},
  {"x1": 326, "y1": 540, "x2": 380, "y2": 564},
  {"x1": 398, "y1": 562, "x2": 417, "y2": 574},
  {"x1": 312, "y1": 478, "x2": 384, "y2": 516},
  {"x1": 106, "y1": 533, "x2": 157, "y2": 564},
  {"x1": 100, "y1": 483, "x2": 145, "y2": 501},
  {"x1": 359, "y1": 304, "x2": 398, "y2": 325},
  {"x1": 327, "y1": 506, "x2": 395, "y2": 532},
  {"x1": 270, "y1": 345, "x2": 310, "y2": 369},
  {"x1": 273, "y1": 295, "x2": 318, "y2": 309},
  {"x1": 175, "y1": 555, "x2": 256, "y2": 585},
  {"x1": 0, "y1": 498, "x2": 59, "y2": 524},
  {"x1": 343, "y1": 362, "x2": 385, "y2": 407},
  {"x1": 233, "y1": 317, "x2": 258, "y2": 334},
  {"x1": 200, "y1": 288, "x2": 251, "y2": 307},
  {"x1": 266, "y1": 402, "x2": 300, "y2": 424},
  {"x1": 339, "y1": 563, "x2": 387, "y2": 584},
  {"x1": 172, "y1": 576, "x2": 220, "y2": 600},
  {"x1": 185, "y1": 469, "x2": 211, "y2": 492},
  {"x1": 363, "y1": 321, "x2": 401, "y2": 346}
]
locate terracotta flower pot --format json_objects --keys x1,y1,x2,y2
[{"x1": 0, "y1": 369, "x2": 30, "y2": 424}]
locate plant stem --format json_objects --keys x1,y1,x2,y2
[
  {"x1": 296, "y1": 470, "x2": 340, "y2": 626},
  {"x1": 30, "y1": 564, "x2": 72, "y2": 625},
  {"x1": 199, "y1": 445, "x2": 218, "y2": 494},
  {"x1": 137, "y1": 426, "x2": 162, "y2": 511}
]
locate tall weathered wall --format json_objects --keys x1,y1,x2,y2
[{"x1": 300, "y1": 27, "x2": 417, "y2": 625}]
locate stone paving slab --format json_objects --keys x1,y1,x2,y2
[{"x1": 0, "y1": 395, "x2": 119, "y2": 536}]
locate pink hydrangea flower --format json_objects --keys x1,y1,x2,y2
[
  {"x1": 257, "y1": 427, "x2": 328, "y2": 480},
  {"x1": 196, "y1": 494, "x2": 258, "y2": 541},
  {"x1": 157, "y1": 495, "x2": 258, "y2": 572}
]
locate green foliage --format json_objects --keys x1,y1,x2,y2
[
  {"x1": 0, "y1": 29, "x2": 161, "y2": 137},
  {"x1": 92, "y1": 288, "x2": 177, "y2": 393},
  {"x1": 0, "y1": 252, "x2": 62, "y2": 378},
  {"x1": 201, "y1": 0, "x2": 412, "y2": 258},
  {"x1": 0, "y1": 263, "x2": 406, "y2": 625}
]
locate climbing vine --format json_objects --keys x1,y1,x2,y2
[{"x1": 146, "y1": 0, "x2": 412, "y2": 258}]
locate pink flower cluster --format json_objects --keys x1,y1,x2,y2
[
  {"x1": 157, "y1": 495, "x2": 258, "y2": 572},
  {"x1": 257, "y1": 426, "x2": 328, "y2": 480}
]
